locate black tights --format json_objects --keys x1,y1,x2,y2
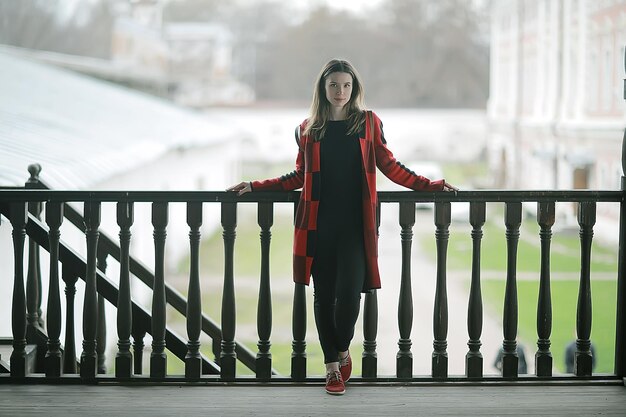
[{"x1": 311, "y1": 229, "x2": 366, "y2": 364}]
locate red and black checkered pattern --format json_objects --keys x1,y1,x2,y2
[{"x1": 251, "y1": 111, "x2": 445, "y2": 291}]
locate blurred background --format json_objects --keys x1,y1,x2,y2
[
  {"x1": 0, "y1": 0, "x2": 625, "y2": 377},
  {"x1": 0, "y1": 0, "x2": 489, "y2": 107}
]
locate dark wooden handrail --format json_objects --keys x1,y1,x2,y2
[{"x1": 0, "y1": 189, "x2": 622, "y2": 203}]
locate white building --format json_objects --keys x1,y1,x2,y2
[
  {"x1": 488, "y1": 0, "x2": 626, "y2": 236},
  {"x1": 0, "y1": 50, "x2": 245, "y2": 340},
  {"x1": 111, "y1": 0, "x2": 254, "y2": 107}
]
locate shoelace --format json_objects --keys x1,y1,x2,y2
[{"x1": 327, "y1": 370, "x2": 342, "y2": 383}]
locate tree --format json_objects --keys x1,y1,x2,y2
[
  {"x1": 0, "y1": 0, "x2": 113, "y2": 58},
  {"x1": 250, "y1": 0, "x2": 489, "y2": 107}
]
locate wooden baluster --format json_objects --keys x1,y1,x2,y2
[
  {"x1": 62, "y1": 263, "x2": 78, "y2": 374},
  {"x1": 291, "y1": 199, "x2": 307, "y2": 382},
  {"x1": 81, "y1": 199, "x2": 100, "y2": 380},
  {"x1": 576, "y1": 201, "x2": 595, "y2": 376},
  {"x1": 362, "y1": 200, "x2": 381, "y2": 379},
  {"x1": 433, "y1": 202, "x2": 451, "y2": 378},
  {"x1": 10, "y1": 202, "x2": 28, "y2": 377},
  {"x1": 256, "y1": 202, "x2": 273, "y2": 380},
  {"x1": 26, "y1": 164, "x2": 43, "y2": 331},
  {"x1": 466, "y1": 201, "x2": 485, "y2": 378},
  {"x1": 96, "y1": 252, "x2": 107, "y2": 374},
  {"x1": 45, "y1": 201, "x2": 64, "y2": 377},
  {"x1": 26, "y1": 196, "x2": 46, "y2": 375},
  {"x1": 212, "y1": 336, "x2": 222, "y2": 366},
  {"x1": 26, "y1": 203, "x2": 42, "y2": 332},
  {"x1": 150, "y1": 202, "x2": 168, "y2": 378},
  {"x1": 362, "y1": 290, "x2": 378, "y2": 379},
  {"x1": 536, "y1": 201, "x2": 555, "y2": 377},
  {"x1": 615, "y1": 52, "x2": 626, "y2": 378},
  {"x1": 221, "y1": 202, "x2": 237, "y2": 380},
  {"x1": 132, "y1": 320, "x2": 146, "y2": 375},
  {"x1": 502, "y1": 202, "x2": 521, "y2": 377},
  {"x1": 116, "y1": 201, "x2": 134, "y2": 378},
  {"x1": 291, "y1": 283, "x2": 307, "y2": 381},
  {"x1": 397, "y1": 201, "x2": 415, "y2": 378},
  {"x1": 186, "y1": 202, "x2": 203, "y2": 380}
]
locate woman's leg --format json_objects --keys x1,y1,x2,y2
[
  {"x1": 311, "y1": 242, "x2": 340, "y2": 365},
  {"x1": 334, "y1": 234, "x2": 366, "y2": 353}
]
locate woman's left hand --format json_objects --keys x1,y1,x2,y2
[{"x1": 443, "y1": 182, "x2": 458, "y2": 192}]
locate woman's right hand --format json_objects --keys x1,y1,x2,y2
[{"x1": 226, "y1": 181, "x2": 252, "y2": 196}]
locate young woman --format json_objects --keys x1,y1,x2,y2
[{"x1": 228, "y1": 59, "x2": 457, "y2": 395}]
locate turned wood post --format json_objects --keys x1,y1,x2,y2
[
  {"x1": 132, "y1": 320, "x2": 147, "y2": 376},
  {"x1": 185, "y1": 202, "x2": 203, "y2": 380},
  {"x1": 502, "y1": 202, "x2": 521, "y2": 377},
  {"x1": 96, "y1": 252, "x2": 107, "y2": 374},
  {"x1": 291, "y1": 283, "x2": 307, "y2": 381},
  {"x1": 256, "y1": 202, "x2": 273, "y2": 380},
  {"x1": 614, "y1": 46, "x2": 626, "y2": 377},
  {"x1": 466, "y1": 201, "x2": 485, "y2": 378},
  {"x1": 116, "y1": 201, "x2": 134, "y2": 378},
  {"x1": 150, "y1": 202, "x2": 168, "y2": 378},
  {"x1": 536, "y1": 201, "x2": 555, "y2": 376},
  {"x1": 45, "y1": 201, "x2": 64, "y2": 377},
  {"x1": 575, "y1": 201, "x2": 595, "y2": 376},
  {"x1": 291, "y1": 197, "x2": 307, "y2": 381},
  {"x1": 362, "y1": 200, "x2": 381, "y2": 379},
  {"x1": 397, "y1": 201, "x2": 415, "y2": 378},
  {"x1": 80, "y1": 199, "x2": 100, "y2": 380},
  {"x1": 432, "y1": 202, "x2": 451, "y2": 378},
  {"x1": 220, "y1": 202, "x2": 237, "y2": 380},
  {"x1": 25, "y1": 164, "x2": 43, "y2": 332},
  {"x1": 10, "y1": 202, "x2": 28, "y2": 377},
  {"x1": 62, "y1": 263, "x2": 78, "y2": 374}
]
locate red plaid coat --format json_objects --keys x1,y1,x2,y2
[{"x1": 251, "y1": 111, "x2": 445, "y2": 291}]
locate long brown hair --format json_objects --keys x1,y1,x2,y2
[{"x1": 303, "y1": 59, "x2": 366, "y2": 141}]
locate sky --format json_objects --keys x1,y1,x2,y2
[
  {"x1": 295, "y1": 0, "x2": 385, "y2": 12},
  {"x1": 56, "y1": 0, "x2": 387, "y2": 22}
]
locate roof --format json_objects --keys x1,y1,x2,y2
[{"x1": 0, "y1": 48, "x2": 240, "y2": 188}]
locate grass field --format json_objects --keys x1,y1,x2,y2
[
  {"x1": 418, "y1": 205, "x2": 618, "y2": 374},
  {"x1": 481, "y1": 279, "x2": 617, "y2": 373}
]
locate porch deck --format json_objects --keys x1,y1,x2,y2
[{"x1": 0, "y1": 380, "x2": 624, "y2": 417}]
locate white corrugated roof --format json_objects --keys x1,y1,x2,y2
[{"x1": 0, "y1": 48, "x2": 241, "y2": 188}]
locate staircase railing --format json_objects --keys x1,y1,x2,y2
[
  {"x1": 0, "y1": 166, "x2": 272, "y2": 379},
  {"x1": 29, "y1": 168, "x2": 265, "y2": 376}
]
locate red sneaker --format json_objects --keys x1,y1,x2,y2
[
  {"x1": 339, "y1": 352, "x2": 352, "y2": 383},
  {"x1": 325, "y1": 370, "x2": 345, "y2": 395}
]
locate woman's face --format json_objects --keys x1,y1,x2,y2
[{"x1": 324, "y1": 71, "x2": 353, "y2": 112}]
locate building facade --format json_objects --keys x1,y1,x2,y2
[
  {"x1": 111, "y1": 0, "x2": 254, "y2": 107},
  {"x1": 488, "y1": 0, "x2": 626, "y2": 234}
]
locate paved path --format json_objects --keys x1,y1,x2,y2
[{"x1": 374, "y1": 209, "x2": 504, "y2": 376}]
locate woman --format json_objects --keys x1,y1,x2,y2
[{"x1": 228, "y1": 59, "x2": 456, "y2": 395}]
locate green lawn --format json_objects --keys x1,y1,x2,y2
[
  {"x1": 422, "y1": 216, "x2": 618, "y2": 273},
  {"x1": 481, "y1": 279, "x2": 617, "y2": 374},
  {"x1": 178, "y1": 205, "x2": 294, "y2": 277},
  {"x1": 417, "y1": 207, "x2": 618, "y2": 374}
]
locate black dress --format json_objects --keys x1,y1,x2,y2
[{"x1": 311, "y1": 119, "x2": 366, "y2": 364}]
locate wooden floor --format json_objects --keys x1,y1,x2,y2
[{"x1": 0, "y1": 382, "x2": 625, "y2": 416}]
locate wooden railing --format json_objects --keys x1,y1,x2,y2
[{"x1": 0, "y1": 180, "x2": 624, "y2": 383}]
